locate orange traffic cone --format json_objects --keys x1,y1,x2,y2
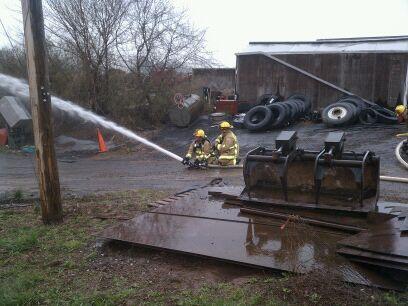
[{"x1": 97, "y1": 128, "x2": 108, "y2": 153}]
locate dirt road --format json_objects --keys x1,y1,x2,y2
[{"x1": 1, "y1": 121, "x2": 407, "y2": 202}]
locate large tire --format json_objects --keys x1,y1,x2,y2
[
  {"x1": 268, "y1": 103, "x2": 287, "y2": 128},
  {"x1": 322, "y1": 102, "x2": 355, "y2": 127},
  {"x1": 288, "y1": 93, "x2": 311, "y2": 110},
  {"x1": 374, "y1": 109, "x2": 398, "y2": 124},
  {"x1": 256, "y1": 94, "x2": 280, "y2": 106},
  {"x1": 359, "y1": 108, "x2": 378, "y2": 124},
  {"x1": 280, "y1": 103, "x2": 292, "y2": 122},
  {"x1": 244, "y1": 106, "x2": 273, "y2": 131},
  {"x1": 338, "y1": 96, "x2": 366, "y2": 108},
  {"x1": 287, "y1": 93, "x2": 305, "y2": 101},
  {"x1": 339, "y1": 97, "x2": 365, "y2": 124},
  {"x1": 344, "y1": 102, "x2": 359, "y2": 123},
  {"x1": 371, "y1": 105, "x2": 395, "y2": 116},
  {"x1": 286, "y1": 101, "x2": 298, "y2": 121}
]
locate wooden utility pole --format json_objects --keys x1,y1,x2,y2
[{"x1": 21, "y1": 0, "x2": 63, "y2": 224}]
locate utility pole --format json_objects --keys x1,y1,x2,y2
[{"x1": 21, "y1": 0, "x2": 63, "y2": 224}]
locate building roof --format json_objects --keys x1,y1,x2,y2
[{"x1": 237, "y1": 36, "x2": 408, "y2": 55}]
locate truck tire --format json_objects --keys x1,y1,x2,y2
[
  {"x1": 288, "y1": 93, "x2": 311, "y2": 110},
  {"x1": 375, "y1": 110, "x2": 398, "y2": 124},
  {"x1": 359, "y1": 108, "x2": 378, "y2": 124},
  {"x1": 256, "y1": 94, "x2": 280, "y2": 106},
  {"x1": 322, "y1": 102, "x2": 354, "y2": 126},
  {"x1": 268, "y1": 103, "x2": 287, "y2": 128},
  {"x1": 244, "y1": 106, "x2": 273, "y2": 131}
]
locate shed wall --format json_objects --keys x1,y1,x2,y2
[
  {"x1": 236, "y1": 53, "x2": 408, "y2": 109},
  {"x1": 191, "y1": 68, "x2": 235, "y2": 96}
]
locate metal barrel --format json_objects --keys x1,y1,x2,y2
[{"x1": 169, "y1": 94, "x2": 203, "y2": 127}]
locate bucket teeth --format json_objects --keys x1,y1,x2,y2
[{"x1": 241, "y1": 131, "x2": 380, "y2": 212}]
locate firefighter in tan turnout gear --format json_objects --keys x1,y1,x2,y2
[
  {"x1": 182, "y1": 129, "x2": 212, "y2": 168},
  {"x1": 213, "y1": 121, "x2": 239, "y2": 166},
  {"x1": 396, "y1": 105, "x2": 408, "y2": 127}
]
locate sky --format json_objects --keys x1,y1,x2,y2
[{"x1": 1, "y1": 0, "x2": 407, "y2": 67}]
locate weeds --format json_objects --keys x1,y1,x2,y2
[
  {"x1": 0, "y1": 270, "x2": 45, "y2": 305},
  {"x1": 0, "y1": 189, "x2": 407, "y2": 305},
  {"x1": 0, "y1": 226, "x2": 42, "y2": 254},
  {"x1": 13, "y1": 189, "x2": 23, "y2": 201}
]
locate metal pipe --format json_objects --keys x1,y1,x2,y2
[
  {"x1": 240, "y1": 207, "x2": 363, "y2": 233},
  {"x1": 380, "y1": 175, "x2": 408, "y2": 183}
]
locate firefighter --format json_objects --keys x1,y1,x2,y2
[
  {"x1": 396, "y1": 105, "x2": 408, "y2": 125},
  {"x1": 213, "y1": 121, "x2": 239, "y2": 166},
  {"x1": 182, "y1": 129, "x2": 211, "y2": 168}
]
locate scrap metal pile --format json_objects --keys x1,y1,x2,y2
[{"x1": 99, "y1": 131, "x2": 407, "y2": 290}]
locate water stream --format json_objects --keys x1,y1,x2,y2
[{"x1": 0, "y1": 73, "x2": 183, "y2": 162}]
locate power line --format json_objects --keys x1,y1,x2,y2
[
  {"x1": 0, "y1": 14, "x2": 25, "y2": 68},
  {"x1": 0, "y1": 16, "x2": 16, "y2": 50}
]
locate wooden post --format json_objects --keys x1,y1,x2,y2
[{"x1": 21, "y1": 0, "x2": 63, "y2": 224}]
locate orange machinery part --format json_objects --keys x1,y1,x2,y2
[{"x1": 0, "y1": 128, "x2": 8, "y2": 145}]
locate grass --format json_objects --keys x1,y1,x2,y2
[
  {"x1": 12, "y1": 189, "x2": 23, "y2": 201},
  {"x1": 0, "y1": 189, "x2": 407, "y2": 305},
  {"x1": 0, "y1": 226, "x2": 41, "y2": 254}
]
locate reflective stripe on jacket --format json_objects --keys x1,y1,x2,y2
[
  {"x1": 186, "y1": 138, "x2": 212, "y2": 161},
  {"x1": 215, "y1": 131, "x2": 239, "y2": 161}
]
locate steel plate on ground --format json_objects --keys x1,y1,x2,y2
[
  {"x1": 98, "y1": 188, "x2": 403, "y2": 289},
  {"x1": 338, "y1": 218, "x2": 408, "y2": 258}
]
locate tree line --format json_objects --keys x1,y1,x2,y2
[{"x1": 0, "y1": 0, "x2": 213, "y2": 128}]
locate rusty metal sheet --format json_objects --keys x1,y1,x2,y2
[
  {"x1": 100, "y1": 213, "x2": 333, "y2": 273},
  {"x1": 338, "y1": 218, "x2": 408, "y2": 258},
  {"x1": 337, "y1": 247, "x2": 408, "y2": 267},
  {"x1": 210, "y1": 188, "x2": 388, "y2": 230},
  {"x1": 142, "y1": 189, "x2": 362, "y2": 235},
  {"x1": 99, "y1": 211, "x2": 402, "y2": 290},
  {"x1": 98, "y1": 189, "x2": 403, "y2": 289}
]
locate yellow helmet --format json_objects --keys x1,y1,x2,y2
[
  {"x1": 194, "y1": 129, "x2": 205, "y2": 137},
  {"x1": 220, "y1": 121, "x2": 232, "y2": 129},
  {"x1": 395, "y1": 105, "x2": 406, "y2": 115}
]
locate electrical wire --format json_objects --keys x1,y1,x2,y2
[
  {"x1": 0, "y1": 11, "x2": 26, "y2": 68},
  {"x1": 0, "y1": 16, "x2": 16, "y2": 50}
]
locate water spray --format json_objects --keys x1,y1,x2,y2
[{"x1": 0, "y1": 73, "x2": 183, "y2": 162}]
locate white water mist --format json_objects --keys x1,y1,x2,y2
[{"x1": 0, "y1": 73, "x2": 183, "y2": 162}]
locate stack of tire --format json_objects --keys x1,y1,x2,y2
[
  {"x1": 321, "y1": 96, "x2": 398, "y2": 127},
  {"x1": 243, "y1": 94, "x2": 311, "y2": 132}
]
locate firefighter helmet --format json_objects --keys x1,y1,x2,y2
[
  {"x1": 220, "y1": 121, "x2": 232, "y2": 129},
  {"x1": 194, "y1": 129, "x2": 205, "y2": 137},
  {"x1": 395, "y1": 105, "x2": 406, "y2": 115}
]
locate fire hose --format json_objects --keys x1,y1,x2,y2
[{"x1": 395, "y1": 134, "x2": 408, "y2": 170}]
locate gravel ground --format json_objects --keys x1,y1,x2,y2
[{"x1": 1, "y1": 120, "x2": 407, "y2": 202}]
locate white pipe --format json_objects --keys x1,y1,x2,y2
[
  {"x1": 380, "y1": 175, "x2": 408, "y2": 183},
  {"x1": 394, "y1": 140, "x2": 408, "y2": 170}
]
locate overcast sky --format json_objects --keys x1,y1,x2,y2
[{"x1": 1, "y1": 0, "x2": 407, "y2": 67}]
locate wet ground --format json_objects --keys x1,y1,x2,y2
[{"x1": 1, "y1": 119, "x2": 407, "y2": 202}]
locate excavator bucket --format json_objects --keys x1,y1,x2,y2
[{"x1": 240, "y1": 131, "x2": 380, "y2": 212}]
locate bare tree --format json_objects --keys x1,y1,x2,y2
[
  {"x1": 45, "y1": 0, "x2": 129, "y2": 112},
  {"x1": 114, "y1": 0, "x2": 214, "y2": 121},
  {"x1": 118, "y1": 0, "x2": 213, "y2": 74}
]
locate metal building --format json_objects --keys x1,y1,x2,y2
[{"x1": 236, "y1": 36, "x2": 408, "y2": 109}]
